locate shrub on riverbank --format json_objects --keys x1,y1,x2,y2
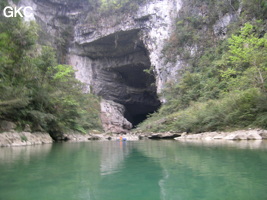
[{"x1": 137, "y1": 88, "x2": 267, "y2": 133}]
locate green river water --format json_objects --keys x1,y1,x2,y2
[{"x1": 0, "y1": 140, "x2": 267, "y2": 200}]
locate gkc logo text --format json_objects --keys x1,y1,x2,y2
[{"x1": 3, "y1": 6, "x2": 33, "y2": 18}]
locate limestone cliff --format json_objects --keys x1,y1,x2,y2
[{"x1": 17, "y1": 0, "x2": 240, "y2": 132}]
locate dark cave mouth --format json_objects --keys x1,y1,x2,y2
[
  {"x1": 112, "y1": 64, "x2": 161, "y2": 128},
  {"x1": 124, "y1": 103, "x2": 160, "y2": 128}
]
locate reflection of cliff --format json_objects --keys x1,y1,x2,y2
[
  {"x1": 97, "y1": 149, "x2": 163, "y2": 200},
  {"x1": 99, "y1": 141, "x2": 132, "y2": 175},
  {"x1": 96, "y1": 141, "x2": 165, "y2": 200}
]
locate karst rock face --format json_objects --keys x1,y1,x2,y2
[{"x1": 18, "y1": 0, "x2": 237, "y2": 132}]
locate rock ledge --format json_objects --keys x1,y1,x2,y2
[
  {"x1": 0, "y1": 132, "x2": 53, "y2": 147},
  {"x1": 175, "y1": 129, "x2": 267, "y2": 141}
]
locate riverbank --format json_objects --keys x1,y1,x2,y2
[
  {"x1": 1, "y1": 129, "x2": 267, "y2": 147},
  {"x1": 62, "y1": 132, "x2": 140, "y2": 142},
  {"x1": 175, "y1": 129, "x2": 267, "y2": 141},
  {"x1": 0, "y1": 131, "x2": 140, "y2": 147}
]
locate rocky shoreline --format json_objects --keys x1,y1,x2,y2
[
  {"x1": 175, "y1": 129, "x2": 267, "y2": 141},
  {"x1": 62, "y1": 132, "x2": 140, "y2": 142},
  {"x1": 1, "y1": 129, "x2": 267, "y2": 147}
]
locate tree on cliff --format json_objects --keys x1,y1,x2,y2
[{"x1": 225, "y1": 23, "x2": 267, "y2": 92}]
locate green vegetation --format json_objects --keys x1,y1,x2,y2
[
  {"x1": 0, "y1": 11, "x2": 102, "y2": 136},
  {"x1": 138, "y1": 0, "x2": 267, "y2": 133},
  {"x1": 139, "y1": 88, "x2": 267, "y2": 133}
]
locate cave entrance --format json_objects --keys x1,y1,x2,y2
[
  {"x1": 124, "y1": 103, "x2": 160, "y2": 127},
  {"x1": 112, "y1": 63, "x2": 161, "y2": 128},
  {"x1": 80, "y1": 29, "x2": 161, "y2": 128}
]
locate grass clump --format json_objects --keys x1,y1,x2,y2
[{"x1": 20, "y1": 135, "x2": 28, "y2": 142}]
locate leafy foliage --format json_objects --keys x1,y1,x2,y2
[
  {"x1": 138, "y1": 89, "x2": 267, "y2": 133},
  {"x1": 226, "y1": 23, "x2": 267, "y2": 91},
  {"x1": 0, "y1": 16, "x2": 102, "y2": 135}
]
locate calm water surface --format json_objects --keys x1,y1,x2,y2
[{"x1": 0, "y1": 140, "x2": 267, "y2": 200}]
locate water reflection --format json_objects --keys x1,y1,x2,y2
[
  {"x1": 137, "y1": 140, "x2": 267, "y2": 200},
  {"x1": 97, "y1": 149, "x2": 162, "y2": 200},
  {"x1": 100, "y1": 141, "x2": 132, "y2": 175},
  {"x1": 176, "y1": 139, "x2": 267, "y2": 150},
  {"x1": 0, "y1": 144, "x2": 52, "y2": 165},
  {"x1": 0, "y1": 140, "x2": 267, "y2": 200}
]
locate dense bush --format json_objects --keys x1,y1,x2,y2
[
  {"x1": 0, "y1": 15, "x2": 102, "y2": 135},
  {"x1": 138, "y1": 89, "x2": 267, "y2": 133}
]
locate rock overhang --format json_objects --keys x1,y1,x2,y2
[
  {"x1": 74, "y1": 29, "x2": 145, "y2": 59},
  {"x1": 73, "y1": 28, "x2": 161, "y2": 128}
]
